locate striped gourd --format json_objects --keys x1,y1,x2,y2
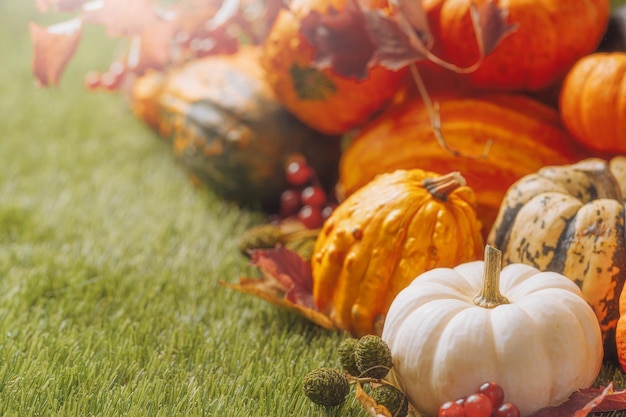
[{"x1": 487, "y1": 158, "x2": 626, "y2": 355}]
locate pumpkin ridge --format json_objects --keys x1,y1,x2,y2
[
  {"x1": 544, "y1": 211, "x2": 579, "y2": 275},
  {"x1": 353, "y1": 183, "x2": 442, "y2": 335},
  {"x1": 612, "y1": 61, "x2": 626, "y2": 142}
]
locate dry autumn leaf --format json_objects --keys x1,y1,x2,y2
[
  {"x1": 220, "y1": 247, "x2": 334, "y2": 330},
  {"x1": 29, "y1": 19, "x2": 82, "y2": 87},
  {"x1": 299, "y1": 0, "x2": 516, "y2": 80}
]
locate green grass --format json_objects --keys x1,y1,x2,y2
[
  {"x1": 1, "y1": 1, "x2": 626, "y2": 416},
  {"x1": 0, "y1": 2, "x2": 361, "y2": 416}
]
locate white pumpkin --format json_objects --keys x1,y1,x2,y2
[{"x1": 381, "y1": 246, "x2": 603, "y2": 417}]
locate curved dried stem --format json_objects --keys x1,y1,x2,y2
[
  {"x1": 409, "y1": 64, "x2": 492, "y2": 159},
  {"x1": 418, "y1": 2, "x2": 487, "y2": 74}
]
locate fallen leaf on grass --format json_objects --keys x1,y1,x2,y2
[
  {"x1": 221, "y1": 246, "x2": 334, "y2": 330},
  {"x1": 530, "y1": 383, "x2": 626, "y2": 417}
]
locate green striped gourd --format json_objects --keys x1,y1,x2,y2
[{"x1": 487, "y1": 158, "x2": 626, "y2": 357}]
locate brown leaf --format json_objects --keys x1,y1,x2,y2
[
  {"x1": 530, "y1": 384, "x2": 626, "y2": 417},
  {"x1": 127, "y1": 20, "x2": 177, "y2": 74},
  {"x1": 298, "y1": 0, "x2": 516, "y2": 79},
  {"x1": 299, "y1": 0, "x2": 376, "y2": 80},
  {"x1": 29, "y1": 19, "x2": 83, "y2": 87},
  {"x1": 472, "y1": 0, "x2": 518, "y2": 57},
  {"x1": 220, "y1": 247, "x2": 334, "y2": 330}
]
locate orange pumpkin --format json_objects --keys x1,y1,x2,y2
[
  {"x1": 259, "y1": 0, "x2": 408, "y2": 135},
  {"x1": 312, "y1": 169, "x2": 484, "y2": 337},
  {"x1": 338, "y1": 92, "x2": 588, "y2": 235},
  {"x1": 422, "y1": 0, "x2": 611, "y2": 91},
  {"x1": 559, "y1": 52, "x2": 626, "y2": 154}
]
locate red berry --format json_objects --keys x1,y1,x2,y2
[
  {"x1": 298, "y1": 205, "x2": 323, "y2": 229},
  {"x1": 100, "y1": 71, "x2": 123, "y2": 90},
  {"x1": 494, "y1": 403, "x2": 521, "y2": 417},
  {"x1": 321, "y1": 204, "x2": 336, "y2": 220},
  {"x1": 84, "y1": 71, "x2": 102, "y2": 90},
  {"x1": 279, "y1": 189, "x2": 301, "y2": 217},
  {"x1": 108, "y1": 60, "x2": 125, "y2": 75},
  {"x1": 285, "y1": 158, "x2": 312, "y2": 186},
  {"x1": 464, "y1": 393, "x2": 493, "y2": 417},
  {"x1": 478, "y1": 382, "x2": 505, "y2": 409},
  {"x1": 301, "y1": 186, "x2": 326, "y2": 207},
  {"x1": 438, "y1": 401, "x2": 465, "y2": 417}
]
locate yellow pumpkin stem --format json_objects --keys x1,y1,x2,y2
[
  {"x1": 474, "y1": 245, "x2": 510, "y2": 309},
  {"x1": 423, "y1": 171, "x2": 466, "y2": 201}
]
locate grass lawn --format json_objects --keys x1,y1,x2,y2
[{"x1": 1, "y1": 1, "x2": 626, "y2": 416}]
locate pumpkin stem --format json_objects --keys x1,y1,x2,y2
[
  {"x1": 473, "y1": 245, "x2": 510, "y2": 309},
  {"x1": 423, "y1": 171, "x2": 466, "y2": 201},
  {"x1": 409, "y1": 64, "x2": 492, "y2": 159}
]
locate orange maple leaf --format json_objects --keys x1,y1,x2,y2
[{"x1": 29, "y1": 19, "x2": 83, "y2": 87}]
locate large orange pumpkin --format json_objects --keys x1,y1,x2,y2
[
  {"x1": 559, "y1": 52, "x2": 626, "y2": 155},
  {"x1": 338, "y1": 92, "x2": 588, "y2": 235},
  {"x1": 259, "y1": 0, "x2": 408, "y2": 135},
  {"x1": 312, "y1": 169, "x2": 484, "y2": 337},
  {"x1": 422, "y1": 0, "x2": 611, "y2": 91}
]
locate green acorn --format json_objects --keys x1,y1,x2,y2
[
  {"x1": 371, "y1": 385, "x2": 409, "y2": 417},
  {"x1": 355, "y1": 335, "x2": 393, "y2": 379},
  {"x1": 302, "y1": 368, "x2": 350, "y2": 407},
  {"x1": 338, "y1": 338, "x2": 360, "y2": 376}
]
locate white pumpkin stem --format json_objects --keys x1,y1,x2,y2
[
  {"x1": 474, "y1": 245, "x2": 510, "y2": 308},
  {"x1": 423, "y1": 171, "x2": 466, "y2": 201}
]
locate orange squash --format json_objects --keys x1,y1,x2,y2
[
  {"x1": 559, "y1": 52, "x2": 626, "y2": 154},
  {"x1": 422, "y1": 0, "x2": 611, "y2": 91},
  {"x1": 338, "y1": 92, "x2": 588, "y2": 235},
  {"x1": 259, "y1": 0, "x2": 408, "y2": 135},
  {"x1": 312, "y1": 169, "x2": 484, "y2": 337}
]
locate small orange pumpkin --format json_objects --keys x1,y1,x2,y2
[
  {"x1": 312, "y1": 169, "x2": 484, "y2": 337},
  {"x1": 559, "y1": 52, "x2": 626, "y2": 155},
  {"x1": 338, "y1": 92, "x2": 587, "y2": 235},
  {"x1": 422, "y1": 0, "x2": 611, "y2": 91},
  {"x1": 259, "y1": 0, "x2": 408, "y2": 134}
]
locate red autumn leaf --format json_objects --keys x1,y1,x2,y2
[
  {"x1": 299, "y1": 0, "x2": 516, "y2": 80},
  {"x1": 36, "y1": 0, "x2": 87, "y2": 13},
  {"x1": 126, "y1": 20, "x2": 178, "y2": 74},
  {"x1": 220, "y1": 246, "x2": 334, "y2": 330},
  {"x1": 248, "y1": 246, "x2": 315, "y2": 308},
  {"x1": 29, "y1": 19, "x2": 83, "y2": 87},
  {"x1": 82, "y1": 0, "x2": 162, "y2": 38},
  {"x1": 299, "y1": 0, "x2": 378, "y2": 80},
  {"x1": 472, "y1": 0, "x2": 517, "y2": 56},
  {"x1": 530, "y1": 383, "x2": 626, "y2": 417}
]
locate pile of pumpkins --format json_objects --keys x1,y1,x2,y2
[{"x1": 129, "y1": 0, "x2": 626, "y2": 415}]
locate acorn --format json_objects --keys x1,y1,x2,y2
[
  {"x1": 302, "y1": 368, "x2": 350, "y2": 407},
  {"x1": 355, "y1": 335, "x2": 393, "y2": 379},
  {"x1": 338, "y1": 337, "x2": 360, "y2": 377},
  {"x1": 371, "y1": 385, "x2": 409, "y2": 417}
]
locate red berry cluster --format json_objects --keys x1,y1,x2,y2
[
  {"x1": 84, "y1": 61, "x2": 127, "y2": 92},
  {"x1": 280, "y1": 154, "x2": 336, "y2": 229},
  {"x1": 438, "y1": 382, "x2": 520, "y2": 417}
]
